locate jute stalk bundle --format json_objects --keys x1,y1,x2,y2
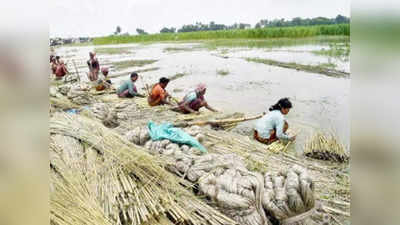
[
  {"x1": 50, "y1": 112, "x2": 236, "y2": 225},
  {"x1": 304, "y1": 132, "x2": 349, "y2": 163}
]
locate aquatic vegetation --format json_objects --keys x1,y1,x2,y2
[
  {"x1": 169, "y1": 72, "x2": 189, "y2": 81},
  {"x1": 205, "y1": 36, "x2": 349, "y2": 49},
  {"x1": 112, "y1": 59, "x2": 158, "y2": 70},
  {"x1": 245, "y1": 57, "x2": 349, "y2": 78},
  {"x1": 163, "y1": 46, "x2": 201, "y2": 52},
  {"x1": 93, "y1": 24, "x2": 350, "y2": 45},
  {"x1": 94, "y1": 47, "x2": 133, "y2": 55},
  {"x1": 109, "y1": 67, "x2": 160, "y2": 78},
  {"x1": 216, "y1": 69, "x2": 230, "y2": 76},
  {"x1": 312, "y1": 42, "x2": 350, "y2": 61}
]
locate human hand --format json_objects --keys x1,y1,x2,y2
[{"x1": 290, "y1": 135, "x2": 297, "y2": 141}]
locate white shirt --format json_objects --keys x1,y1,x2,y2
[{"x1": 254, "y1": 110, "x2": 290, "y2": 140}]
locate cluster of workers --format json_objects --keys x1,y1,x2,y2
[
  {"x1": 50, "y1": 55, "x2": 69, "y2": 79},
  {"x1": 117, "y1": 72, "x2": 218, "y2": 115},
  {"x1": 51, "y1": 51, "x2": 295, "y2": 145}
]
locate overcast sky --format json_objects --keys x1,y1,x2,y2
[{"x1": 50, "y1": 0, "x2": 350, "y2": 38}]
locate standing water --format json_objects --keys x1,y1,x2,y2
[{"x1": 56, "y1": 40, "x2": 350, "y2": 155}]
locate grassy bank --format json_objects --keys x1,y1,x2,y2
[{"x1": 93, "y1": 24, "x2": 350, "y2": 45}]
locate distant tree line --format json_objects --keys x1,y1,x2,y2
[
  {"x1": 112, "y1": 15, "x2": 349, "y2": 36},
  {"x1": 159, "y1": 22, "x2": 251, "y2": 33},
  {"x1": 255, "y1": 15, "x2": 350, "y2": 28},
  {"x1": 158, "y1": 15, "x2": 349, "y2": 33}
]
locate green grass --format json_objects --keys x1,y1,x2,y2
[
  {"x1": 245, "y1": 57, "x2": 349, "y2": 78},
  {"x1": 112, "y1": 59, "x2": 158, "y2": 70},
  {"x1": 93, "y1": 24, "x2": 350, "y2": 45},
  {"x1": 204, "y1": 36, "x2": 349, "y2": 49},
  {"x1": 312, "y1": 42, "x2": 350, "y2": 61},
  {"x1": 216, "y1": 69, "x2": 230, "y2": 76},
  {"x1": 94, "y1": 47, "x2": 133, "y2": 55}
]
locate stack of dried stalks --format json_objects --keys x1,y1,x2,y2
[
  {"x1": 50, "y1": 96, "x2": 80, "y2": 111},
  {"x1": 50, "y1": 112, "x2": 236, "y2": 225},
  {"x1": 304, "y1": 132, "x2": 349, "y2": 163}
]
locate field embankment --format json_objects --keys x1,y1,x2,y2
[{"x1": 93, "y1": 24, "x2": 350, "y2": 45}]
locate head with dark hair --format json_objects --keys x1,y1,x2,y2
[
  {"x1": 159, "y1": 77, "x2": 170, "y2": 88},
  {"x1": 269, "y1": 97, "x2": 292, "y2": 115},
  {"x1": 50, "y1": 55, "x2": 55, "y2": 63},
  {"x1": 130, "y1": 72, "x2": 138, "y2": 82}
]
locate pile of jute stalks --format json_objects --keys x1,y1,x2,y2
[{"x1": 304, "y1": 132, "x2": 349, "y2": 163}]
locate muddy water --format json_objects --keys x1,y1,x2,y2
[{"x1": 56, "y1": 42, "x2": 350, "y2": 155}]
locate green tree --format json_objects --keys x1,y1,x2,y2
[
  {"x1": 114, "y1": 26, "x2": 121, "y2": 35},
  {"x1": 160, "y1": 27, "x2": 176, "y2": 33},
  {"x1": 136, "y1": 28, "x2": 148, "y2": 35},
  {"x1": 335, "y1": 15, "x2": 349, "y2": 24}
]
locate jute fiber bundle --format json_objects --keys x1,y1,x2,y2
[
  {"x1": 50, "y1": 113, "x2": 236, "y2": 225},
  {"x1": 58, "y1": 84, "x2": 72, "y2": 95},
  {"x1": 262, "y1": 165, "x2": 315, "y2": 225},
  {"x1": 123, "y1": 124, "x2": 316, "y2": 225},
  {"x1": 67, "y1": 84, "x2": 95, "y2": 105}
]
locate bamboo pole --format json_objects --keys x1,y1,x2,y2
[
  {"x1": 72, "y1": 59, "x2": 81, "y2": 82},
  {"x1": 176, "y1": 113, "x2": 263, "y2": 127}
]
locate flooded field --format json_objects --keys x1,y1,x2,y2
[{"x1": 56, "y1": 38, "x2": 350, "y2": 155}]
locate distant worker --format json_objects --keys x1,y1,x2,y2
[
  {"x1": 117, "y1": 72, "x2": 145, "y2": 98},
  {"x1": 55, "y1": 56, "x2": 61, "y2": 64},
  {"x1": 253, "y1": 98, "x2": 296, "y2": 145},
  {"x1": 176, "y1": 83, "x2": 218, "y2": 114},
  {"x1": 55, "y1": 60, "x2": 69, "y2": 80},
  {"x1": 87, "y1": 52, "x2": 100, "y2": 81},
  {"x1": 148, "y1": 77, "x2": 173, "y2": 106},
  {"x1": 50, "y1": 55, "x2": 58, "y2": 74},
  {"x1": 95, "y1": 67, "x2": 112, "y2": 91}
]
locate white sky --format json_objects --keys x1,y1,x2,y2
[{"x1": 50, "y1": 0, "x2": 350, "y2": 38}]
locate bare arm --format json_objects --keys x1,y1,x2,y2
[
  {"x1": 205, "y1": 102, "x2": 218, "y2": 112},
  {"x1": 182, "y1": 101, "x2": 198, "y2": 114}
]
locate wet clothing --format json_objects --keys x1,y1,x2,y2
[
  {"x1": 253, "y1": 130, "x2": 277, "y2": 145},
  {"x1": 254, "y1": 110, "x2": 290, "y2": 141},
  {"x1": 55, "y1": 64, "x2": 67, "y2": 78},
  {"x1": 117, "y1": 80, "x2": 138, "y2": 98},
  {"x1": 148, "y1": 83, "x2": 167, "y2": 106},
  {"x1": 87, "y1": 58, "x2": 100, "y2": 81},
  {"x1": 87, "y1": 58, "x2": 99, "y2": 71},
  {"x1": 178, "y1": 90, "x2": 205, "y2": 113},
  {"x1": 51, "y1": 62, "x2": 57, "y2": 74}
]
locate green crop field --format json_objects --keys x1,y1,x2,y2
[{"x1": 93, "y1": 24, "x2": 350, "y2": 45}]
